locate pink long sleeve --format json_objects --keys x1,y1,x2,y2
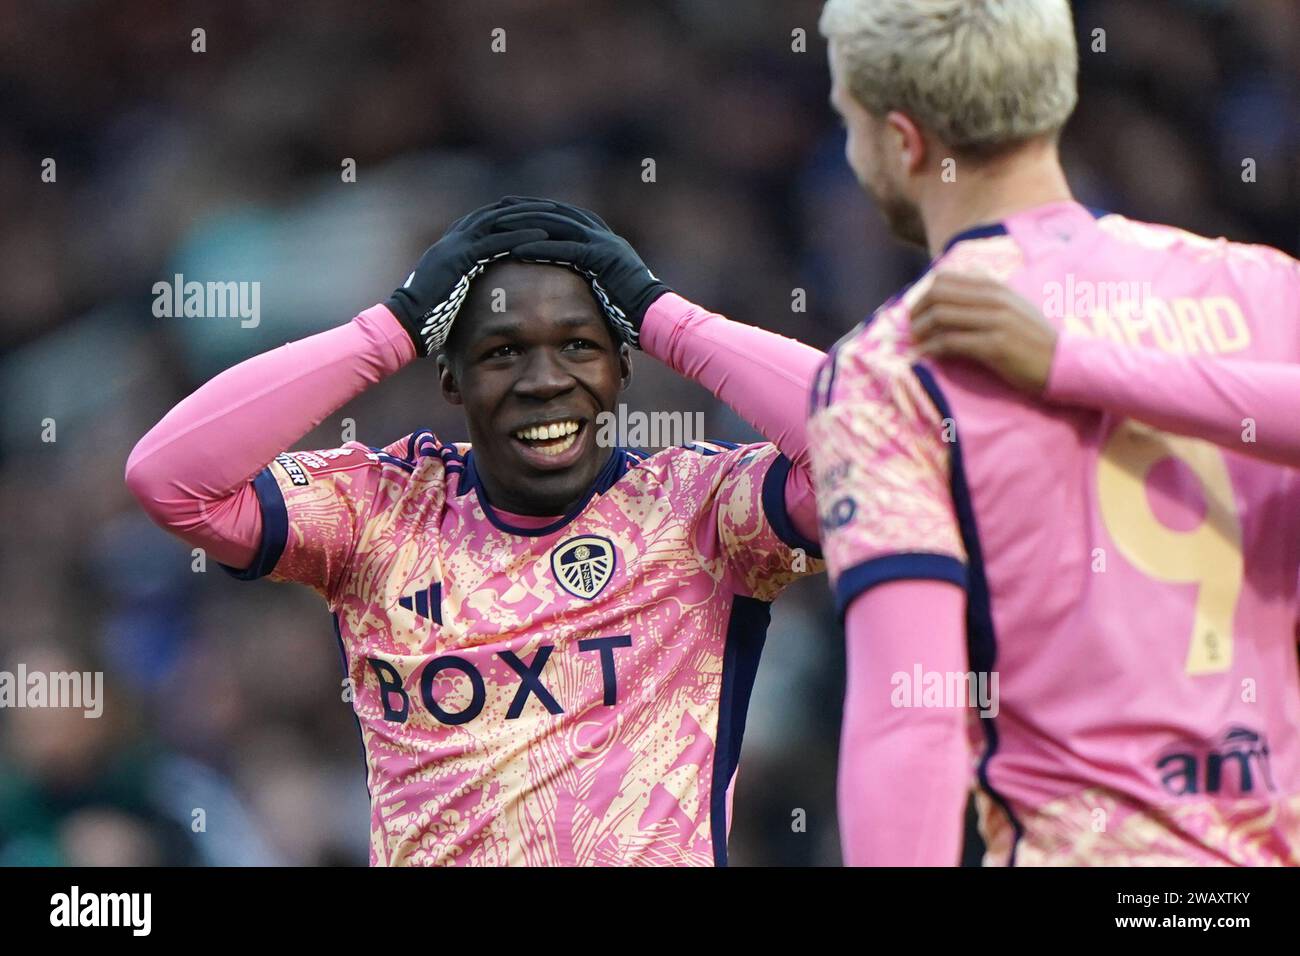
[
  {"x1": 1047, "y1": 333, "x2": 1300, "y2": 467},
  {"x1": 641, "y1": 293, "x2": 824, "y2": 543},
  {"x1": 125, "y1": 305, "x2": 416, "y2": 568},
  {"x1": 839, "y1": 580, "x2": 972, "y2": 866}
]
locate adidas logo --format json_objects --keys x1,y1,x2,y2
[{"x1": 398, "y1": 582, "x2": 441, "y2": 623}]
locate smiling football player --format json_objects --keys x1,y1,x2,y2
[{"x1": 125, "y1": 197, "x2": 825, "y2": 866}]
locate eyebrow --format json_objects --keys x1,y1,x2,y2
[
  {"x1": 472, "y1": 313, "x2": 605, "y2": 341},
  {"x1": 552, "y1": 314, "x2": 604, "y2": 329}
]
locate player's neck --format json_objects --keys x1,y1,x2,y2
[
  {"x1": 922, "y1": 140, "x2": 1073, "y2": 259},
  {"x1": 473, "y1": 459, "x2": 599, "y2": 520}
]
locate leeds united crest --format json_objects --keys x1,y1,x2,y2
[{"x1": 551, "y1": 535, "x2": 616, "y2": 600}]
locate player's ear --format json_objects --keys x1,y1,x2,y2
[
  {"x1": 437, "y1": 354, "x2": 464, "y2": 406},
  {"x1": 885, "y1": 110, "x2": 926, "y2": 176},
  {"x1": 618, "y1": 342, "x2": 632, "y2": 392}
]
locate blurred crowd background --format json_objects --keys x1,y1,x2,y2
[{"x1": 0, "y1": 0, "x2": 1296, "y2": 866}]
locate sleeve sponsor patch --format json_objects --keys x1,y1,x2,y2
[
  {"x1": 274, "y1": 452, "x2": 311, "y2": 486},
  {"x1": 292, "y1": 451, "x2": 328, "y2": 469}
]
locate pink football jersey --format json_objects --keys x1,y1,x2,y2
[
  {"x1": 225, "y1": 434, "x2": 819, "y2": 865},
  {"x1": 810, "y1": 200, "x2": 1300, "y2": 865}
]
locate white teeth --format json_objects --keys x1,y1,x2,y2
[
  {"x1": 534, "y1": 431, "x2": 578, "y2": 456},
  {"x1": 513, "y1": 420, "x2": 580, "y2": 442}
]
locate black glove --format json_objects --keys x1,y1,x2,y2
[
  {"x1": 491, "y1": 205, "x2": 671, "y2": 349},
  {"x1": 497, "y1": 195, "x2": 611, "y2": 230},
  {"x1": 385, "y1": 200, "x2": 553, "y2": 356}
]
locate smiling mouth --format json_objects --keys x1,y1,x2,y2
[{"x1": 511, "y1": 418, "x2": 585, "y2": 458}]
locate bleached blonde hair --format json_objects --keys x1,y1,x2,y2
[{"x1": 820, "y1": 0, "x2": 1078, "y2": 156}]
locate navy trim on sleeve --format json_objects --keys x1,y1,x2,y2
[
  {"x1": 834, "y1": 552, "x2": 966, "y2": 617},
  {"x1": 808, "y1": 349, "x2": 841, "y2": 415},
  {"x1": 760, "y1": 452, "x2": 823, "y2": 560},
  {"x1": 912, "y1": 363, "x2": 1025, "y2": 865},
  {"x1": 331, "y1": 614, "x2": 371, "y2": 802},
  {"x1": 218, "y1": 466, "x2": 288, "y2": 581},
  {"x1": 710, "y1": 595, "x2": 772, "y2": 866}
]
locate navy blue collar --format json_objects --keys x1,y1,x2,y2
[
  {"x1": 940, "y1": 205, "x2": 1109, "y2": 255},
  {"x1": 857, "y1": 204, "x2": 1112, "y2": 333},
  {"x1": 461, "y1": 447, "x2": 631, "y2": 537},
  {"x1": 940, "y1": 222, "x2": 1009, "y2": 254}
]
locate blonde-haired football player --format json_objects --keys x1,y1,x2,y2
[{"x1": 813, "y1": 0, "x2": 1300, "y2": 866}]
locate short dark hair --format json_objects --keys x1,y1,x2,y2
[{"x1": 439, "y1": 308, "x2": 471, "y2": 373}]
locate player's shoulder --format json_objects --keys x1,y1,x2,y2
[
  {"x1": 626, "y1": 440, "x2": 778, "y2": 482},
  {"x1": 936, "y1": 230, "x2": 1026, "y2": 280},
  {"x1": 271, "y1": 442, "x2": 380, "y2": 487},
  {"x1": 369, "y1": 429, "x2": 469, "y2": 476},
  {"x1": 282, "y1": 430, "x2": 468, "y2": 487},
  {"x1": 811, "y1": 285, "x2": 925, "y2": 413},
  {"x1": 814, "y1": 228, "x2": 1034, "y2": 412},
  {"x1": 1096, "y1": 212, "x2": 1299, "y2": 276}
]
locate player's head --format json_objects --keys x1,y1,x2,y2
[
  {"x1": 437, "y1": 260, "x2": 632, "y2": 516},
  {"x1": 820, "y1": 0, "x2": 1078, "y2": 247}
]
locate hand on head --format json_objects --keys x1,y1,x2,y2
[
  {"x1": 489, "y1": 198, "x2": 670, "y2": 350},
  {"x1": 384, "y1": 198, "x2": 554, "y2": 356},
  {"x1": 387, "y1": 196, "x2": 668, "y2": 356}
]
